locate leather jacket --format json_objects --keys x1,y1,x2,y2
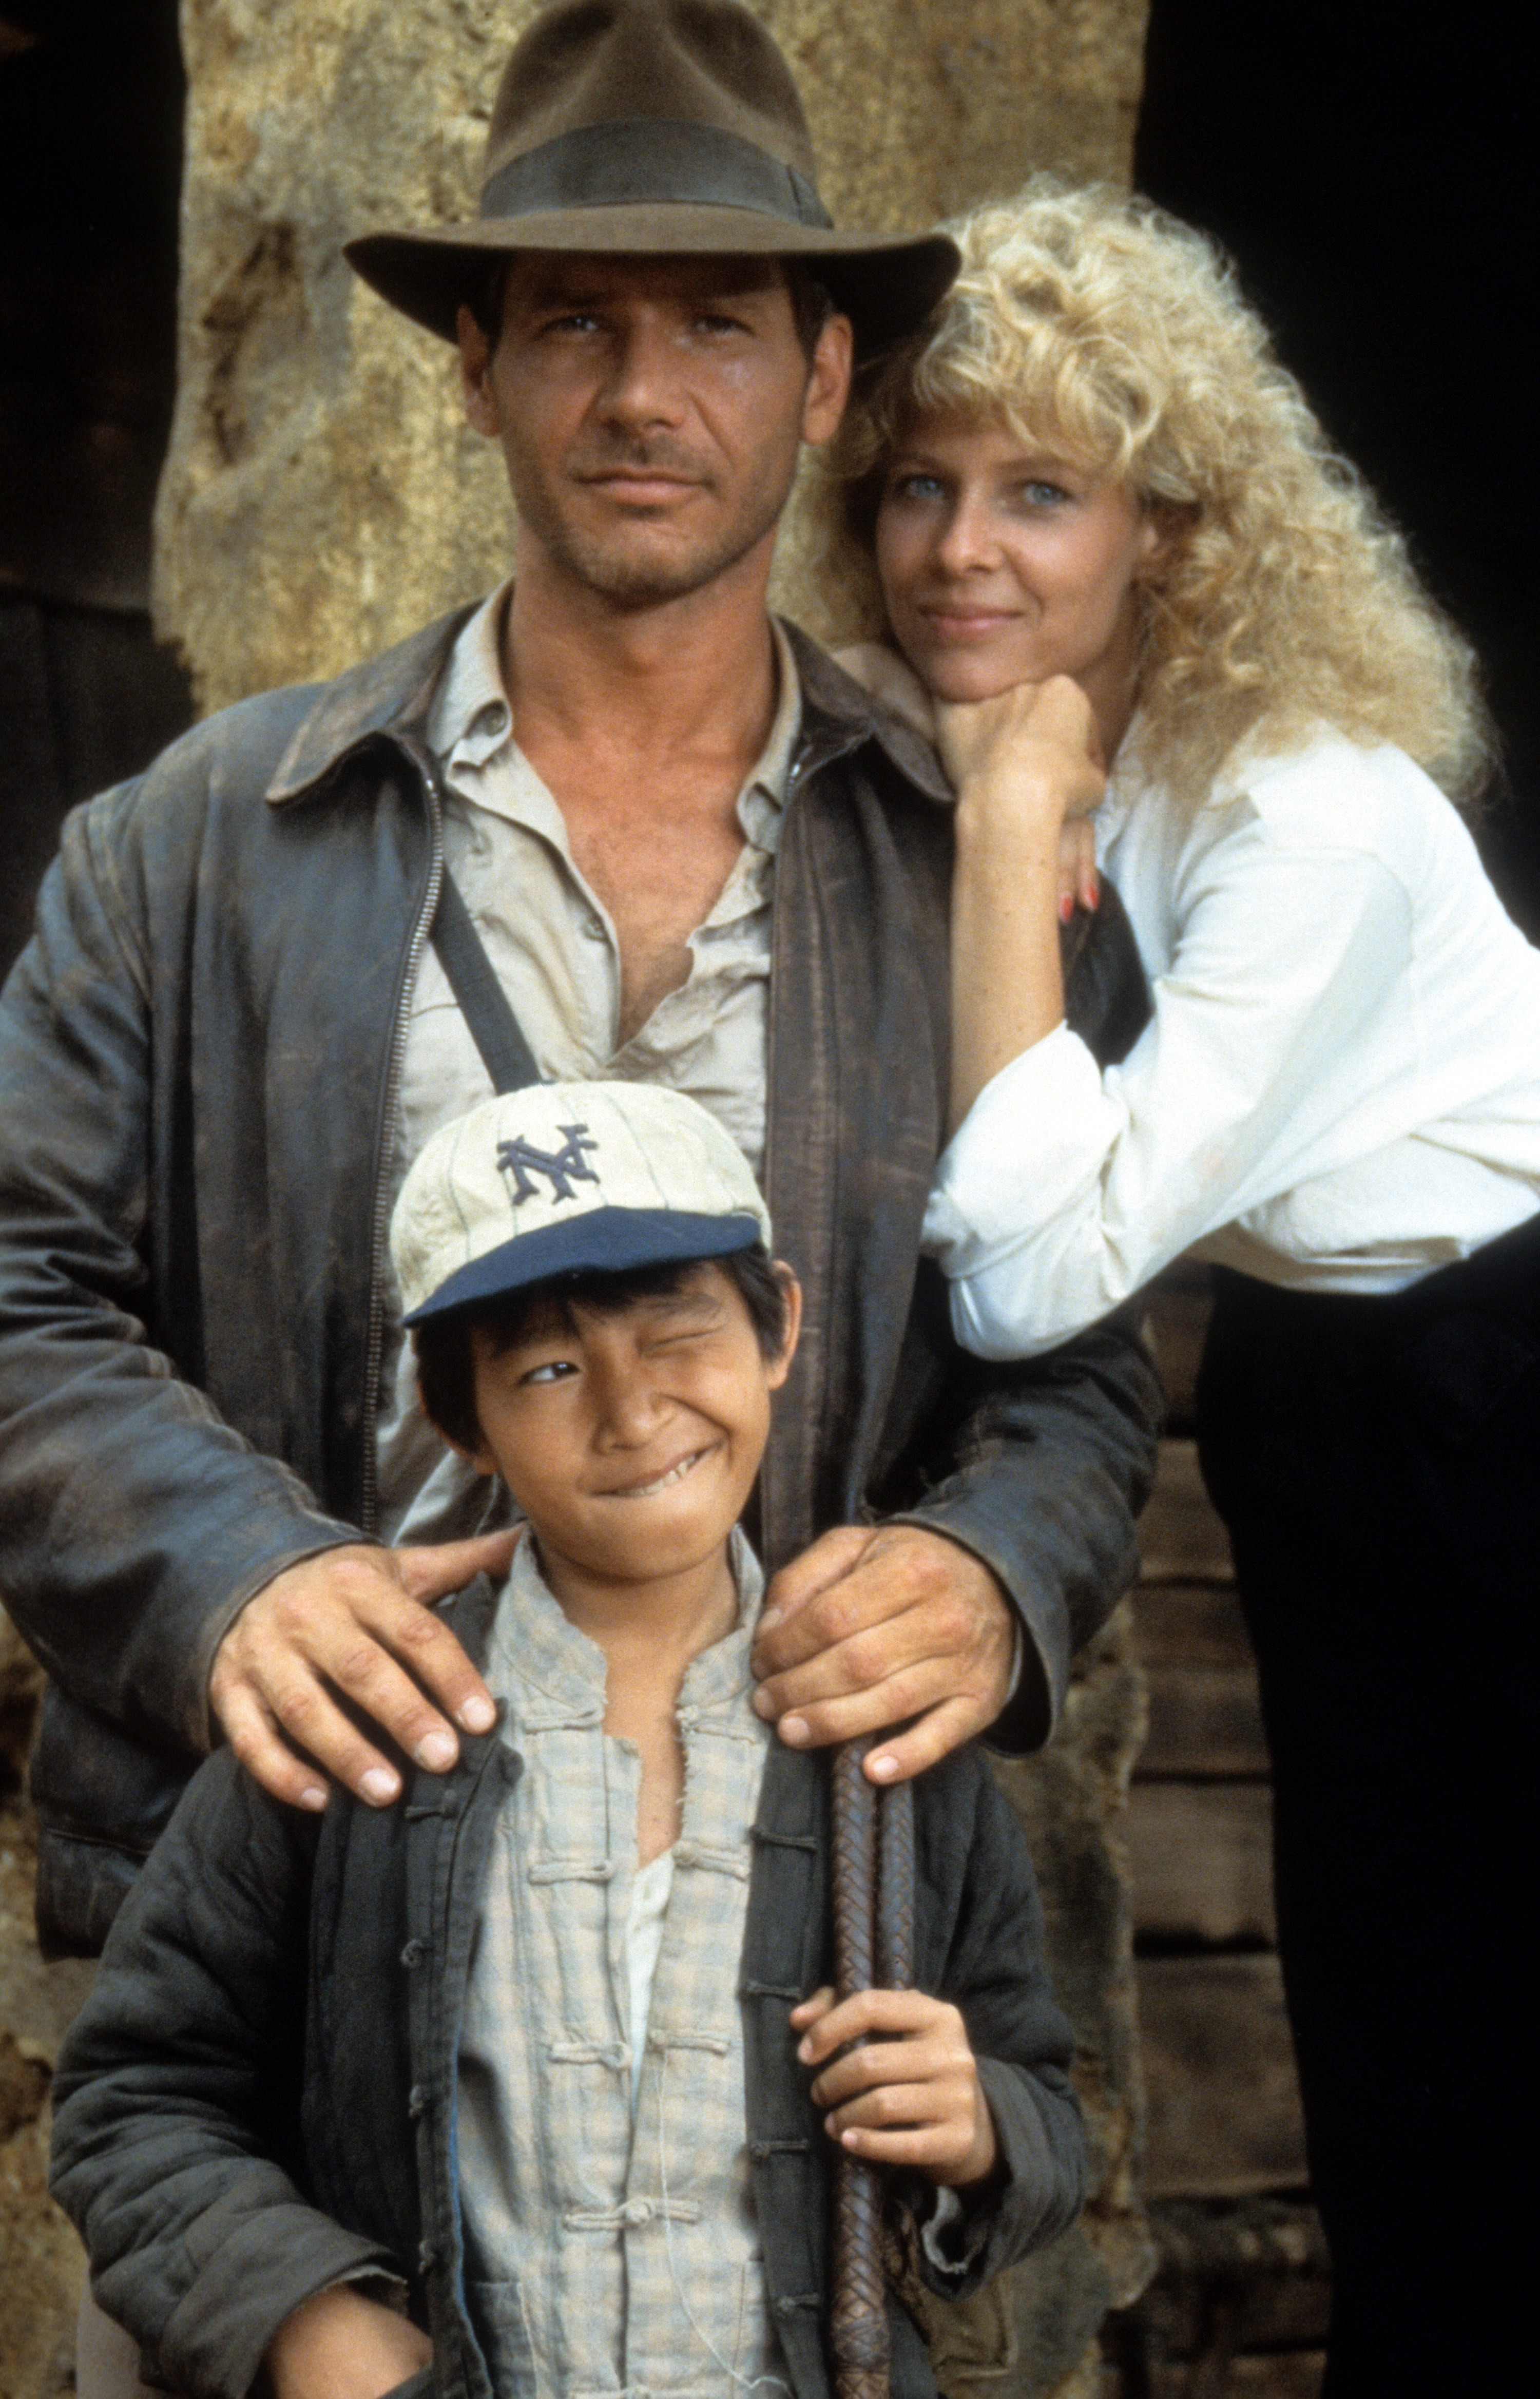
[
  {"x1": 50, "y1": 1574, "x2": 1088, "y2": 2399},
  {"x1": 0, "y1": 609, "x2": 1159, "y2": 1955}
]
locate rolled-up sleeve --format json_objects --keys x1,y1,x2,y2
[{"x1": 925, "y1": 809, "x2": 1417, "y2": 1358}]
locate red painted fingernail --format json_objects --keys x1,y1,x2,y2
[
  {"x1": 1088, "y1": 880, "x2": 1100, "y2": 908},
  {"x1": 1059, "y1": 893, "x2": 1074, "y2": 923}
]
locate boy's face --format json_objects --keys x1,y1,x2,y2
[{"x1": 466, "y1": 1261, "x2": 798, "y2": 1588}]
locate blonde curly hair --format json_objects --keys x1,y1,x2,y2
[{"x1": 822, "y1": 178, "x2": 1493, "y2": 807}]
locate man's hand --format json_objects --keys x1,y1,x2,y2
[
  {"x1": 791, "y1": 1986, "x2": 998, "y2": 2188},
  {"x1": 265, "y1": 2285, "x2": 431, "y2": 2399},
  {"x1": 209, "y1": 1533, "x2": 517, "y2": 1811},
  {"x1": 750, "y1": 1525, "x2": 1017, "y2": 1782}
]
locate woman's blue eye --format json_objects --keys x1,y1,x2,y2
[
  {"x1": 1020, "y1": 481, "x2": 1071, "y2": 506},
  {"x1": 890, "y1": 471, "x2": 946, "y2": 502}
]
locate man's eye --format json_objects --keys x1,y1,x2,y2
[
  {"x1": 694, "y1": 313, "x2": 748, "y2": 335},
  {"x1": 540, "y1": 312, "x2": 601, "y2": 335}
]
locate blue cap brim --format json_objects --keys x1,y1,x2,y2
[{"x1": 403, "y1": 1205, "x2": 765, "y2": 1325}]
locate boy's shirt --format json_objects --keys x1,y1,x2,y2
[{"x1": 458, "y1": 1527, "x2": 783, "y2": 2398}]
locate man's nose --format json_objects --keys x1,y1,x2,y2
[{"x1": 597, "y1": 320, "x2": 686, "y2": 430}]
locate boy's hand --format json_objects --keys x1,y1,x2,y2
[
  {"x1": 791, "y1": 1986, "x2": 998, "y2": 2189},
  {"x1": 265, "y1": 2285, "x2": 431, "y2": 2399},
  {"x1": 210, "y1": 1532, "x2": 516, "y2": 1811},
  {"x1": 752, "y1": 1525, "x2": 1018, "y2": 1782}
]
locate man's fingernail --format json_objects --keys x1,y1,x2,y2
[
  {"x1": 779, "y1": 1714, "x2": 810, "y2": 1747},
  {"x1": 797, "y1": 2037, "x2": 813, "y2": 2062},
  {"x1": 751, "y1": 1687, "x2": 776, "y2": 1718},
  {"x1": 868, "y1": 1753, "x2": 899, "y2": 1781},
  {"x1": 459, "y1": 1696, "x2": 495, "y2": 1733},
  {"x1": 416, "y1": 1732, "x2": 457, "y2": 1772},
  {"x1": 758, "y1": 1605, "x2": 783, "y2": 1632},
  {"x1": 360, "y1": 1767, "x2": 399, "y2": 1805},
  {"x1": 299, "y1": 1784, "x2": 328, "y2": 1812}
]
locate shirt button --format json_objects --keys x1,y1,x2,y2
[
  {"x1": 582, "y1": 915, "x2": 607, "y2": 942},
  {"x1": 621, "y1": 2199, "x2": 654, "y2": 2227}
]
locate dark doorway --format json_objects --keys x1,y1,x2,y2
[
  {"x1": 1, "y1": 0, "x2": 194, "y2": 974},
  {"x1": 1135, "y1": 0, "x2": 1537, "y2": 931}
]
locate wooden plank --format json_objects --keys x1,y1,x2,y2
[
  {"x1": 1133, "y1": 1582, "x2": 1254, "y2": 1671},
  {"x1": 1138, "y1": 1956, "x2": 1307, "y2": 2200},
  {"x1": 1150, "y1": 2356, "x2": 1324, "y2": 2398},
  {"x1": 1128, "y1": 1784, "x2": 1276, "y2": 1944},
  {"x1": 1140, "y1": 1665, "x2": 1270, "y2": 1780},
  {"x1": 1138, "y1": 1440, "x2": 1234, "y2": 1584}
]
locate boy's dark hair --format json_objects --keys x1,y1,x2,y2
[
  {"x1": 468, "y1": 259, "x2": 835, "y2": 362},
  {"x1": 414, "y1": 1242, "x2": 791, "y2": 1454}
]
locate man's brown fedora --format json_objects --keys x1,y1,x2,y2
[{"x1": 344, "y1": 0, "x2": 958, "y2": 356}]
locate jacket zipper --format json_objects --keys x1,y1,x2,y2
[{"x1": 359, "y1": 747, "x2": 446, "y2": 1540}]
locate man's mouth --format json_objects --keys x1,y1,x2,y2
[
  {"x1": 603, "y1": 1444, "x2": 715, "y2": 1499},
  {"x1": 578, "y1": 465, "x2": 706, "y2": 504}
]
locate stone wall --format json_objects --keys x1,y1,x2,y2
[
  {"x1": 156, "y1": 0, "x2": 1146, "y2": 711},
  {"x1": 1, "y1": 1613, "x2": 94, "y2": 2399}
]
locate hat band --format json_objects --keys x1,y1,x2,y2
[{"x1": 480, "y1": 119, "x2": 833, "y2": 232}]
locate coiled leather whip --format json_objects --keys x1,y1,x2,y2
[{"x1": 829, "y1": 1734, "x2": 915, "y2": 2399}]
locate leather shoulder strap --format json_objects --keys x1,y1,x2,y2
[{"x1": 429, "y1": 872, "x2": 543, "y2": 1095}]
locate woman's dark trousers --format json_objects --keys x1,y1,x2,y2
[{"x1": 1197, "y1": 1235, "x2": 1538, "y2": 2399}]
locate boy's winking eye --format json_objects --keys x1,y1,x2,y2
[{"x1": 506, "y1": 1290, "x2": 728, "y2": 1386}]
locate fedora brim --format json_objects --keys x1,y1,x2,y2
[{"x1": 344, "y1": 208, "x2": 958, "y2": 355}]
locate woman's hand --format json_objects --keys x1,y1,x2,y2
[
  {"x1": 265, "y1": 2285, "x2": 432, "y2": 2399},
  {"x1": 790, "y1": 1986, "x2": 998, "y2": 2189},
  {"x1": 1057, "y1": 818, "x2": 1100, "y2": 919},
  {"x1": 942, "y1": 676, "x2": 1106, "y2": 1131},
  {"x1": 936, "y1": 674, "x2": 1105, "y2": 830}
]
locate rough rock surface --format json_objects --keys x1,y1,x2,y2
[
  {"x1": 1, "y1": 1610, "x2": 93, "y2": 2399},
  {"x1": 156, "y1": 0, "x2": 1147, "y2": 709}
]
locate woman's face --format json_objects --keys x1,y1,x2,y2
[{"x1": 874, "y1": 410, "x2": 1164, "y2": 742}]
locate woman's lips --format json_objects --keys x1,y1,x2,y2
[{"x1": 916, "y1": 606, "x2": 1019, "y2": 639}]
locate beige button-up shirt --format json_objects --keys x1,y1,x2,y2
[
  {"x1": 457, "y1": 1527, "x2": 783, "y2": 2399},
  {"x1": 376, "y1": 584, "x2": 801, "y2": 1545}
]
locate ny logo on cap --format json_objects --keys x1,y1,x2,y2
[{"x1": 497, "y1": 1124, "x2": 601, "y2": 1206}]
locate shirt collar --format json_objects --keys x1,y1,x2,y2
[{"x1": 485, "y1": 1524, "x2": 764, "y2": 1718}]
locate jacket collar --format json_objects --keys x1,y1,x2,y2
[
  {"x1": 264, "y1": 600, "x2": 951, "y2": 811},
  {"x1": 264, "y1": 606, "x2": 479, "y2": 804},
  {"x1": 780, "y1": 619, "x2": 951, "y2": 804}
]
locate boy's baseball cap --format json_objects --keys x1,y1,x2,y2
[{"x1": 392, "y1": 1082, "x2": 772, "y2": 1326}]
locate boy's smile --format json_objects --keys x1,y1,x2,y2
[{"x1": 466, "y1": 1261, "x2": 798, "y2": 1602}]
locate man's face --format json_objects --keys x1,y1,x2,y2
[{"x1": 458, "y1": 252, "x2": 851, "y2": 607}]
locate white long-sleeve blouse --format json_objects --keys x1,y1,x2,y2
[{"x1": 923, "y1": 727, "x2": 1540, "y2": 1359}]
